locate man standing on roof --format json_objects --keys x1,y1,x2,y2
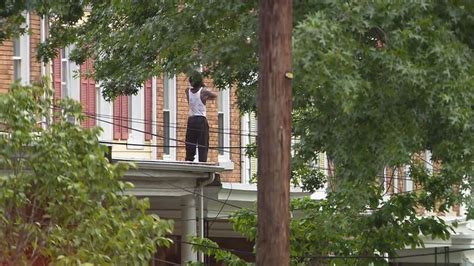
[{"x1": 185, "y1": 71, "x2": 217, "y2": 162}]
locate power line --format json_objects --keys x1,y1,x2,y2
[
  {"x1": 99, "y1": 140, "x2": 249, "y2": 150},
  {"x1": 137, "y1": 170, "x2": 245, "y2": 210},
  {"x1": 208, "y1": 182, "x2": 233, "y2": 231},
  {"x1": 88, "y1": 114, "x2": 244, "y2": 157},
  {"x1": 89, "y1": 111, "x2": 259, "y2": 137},
  {"x1": 54, "y1": 106, "x2": 443, "y2": 197},
  {"x1": 181, "y1": 240, "x2": 254, "y2": 256},
  {"x1": 52, "y1": 104, "x2": 246, "y2": 168},
  {"x1": 168, "y1": 239, "x2": 474, "y2": 261},
  {"x1": 153, "y1": 257, "x2": 180, "y2": 265}
]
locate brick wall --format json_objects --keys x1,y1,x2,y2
[
  {"x1": 0, "y1": 40, "x2": 13, "y2": 93},
  {"x1": 0, "y1": 13, "x2": 42, "y2": 93},
  {"x1": 174, "y1": 74, "x2": 220, "y2": 162},
  {"x1": 176, "y1": 74, "x2": 190, "y2": 161},
  {"x1": 157, "y1": 74, "x2": 242, "y2": 183},
  {"x1": 203, "y1": 77, "x2": 219, "y2": 163}
]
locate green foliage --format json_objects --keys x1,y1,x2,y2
[
  {"x1": 0, "y1": 82, "x2": 173, "y2": 264},
  {"x1": 2, "y1": 0, "x2": 473, "y2": 263},
  {"x1": 230, "y1": 196, "x2": 453, "y2": 265},
  {"x1": 188, "y1": 236, "x2": 250, "y2": 266},
  {"x1": 1, "y1": 0, "x2": 90, "y2": 62},
  {"x1": 58, "y1": 1, "x2": 257, "y2": 101},
  {"x1": 292, "y1": 0, "x2": 473, "y2": 221}
]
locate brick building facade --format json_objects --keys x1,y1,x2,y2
[{"x1": 0, "y1": 13, "x2": 42, "y2": 93}]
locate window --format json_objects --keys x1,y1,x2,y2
[
  {"x1": 12, "y1": 12, "x2": 29, "y2": 84},
  {"x1": 61, "y1": 48, "x2": 69, "y2": 97},
  {"x1": 218, "y1": 96, "x2": 224, "y2": 155},
  {"x1": 425, "y1": 150, "x2": 433, "y2": 175},
  {"x1": 13, "y1": 38, "x2": 21, "y2": 81},
  {"x1": 217, "y1": 89, "x2": 230, "y2": 158},
  {"x1": 404, "y1": 165, "x2": 413, "y2": 192},
  {"x1": 127, "y1": 87, "x2": 144, "y2": 149},
  {"x1": 54, "y1": 46, "x2": 80, "y2": 101},
  {"x1": 162, "y1": 74, "x2": 176, "y2": 160},
  {"x1": 392, "y1": 168, "x2": 400, "y2": 193},
  {"x1": 217, "y1": 88, "x2": 233, "y2": 170},
  {"x1": 96, "y1": 84, "x2": 113, "y2": 140},
  {"x1": 241, "y1": 112, "x2": 257, "y2": 183},
  {"x1": 163, "y1": 76, "x2": 170, "y2": 155}
]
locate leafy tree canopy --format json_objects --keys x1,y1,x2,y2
[
  {"x1": 1, "y1": 0, "x2": 474, "y2": 262},
  {"x1": 0, "y1": 82, "x2": 172, "y2": 264}
]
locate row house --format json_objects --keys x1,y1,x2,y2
[
  {"x1": 52, "y1": 49, "x2": 270, "y2": 264},
  {"x1": 314, "y1": 151, "x2": 474, "y2": 265},
  {"x1": 6, "y1": 12, "x2": 472, "y2": 266},
  {"x1": 0, "y1": 13, "x2": 306, "y2": 265}
]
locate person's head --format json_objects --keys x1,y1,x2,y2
[{"x1": 189, "y1": 71, "x2": 204, "y2": 88}]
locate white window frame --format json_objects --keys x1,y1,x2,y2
[
  {"x1": 96, "y1": 84, "x2": 113, "y2": 141},
  {"x1": 425, "y1": 150, "x2": 433, "y2": 175},
  {"x1": 59, "y1": 46, "x2": 80, "y2": 100},
  {"x1": 241, "y1": 113, "x2": 251, "y2": 184},
  {"x1": 404, "y1": 165, "x2": 413, "y2": 192},
  {"x1": 127, "y1": 88, "x2": 144, "y2": 149},
  {"x1": 60, "y1": 48, "x2": 69, "y2": 97},
  {"x1": 163, "y1": 74, "x2": 177, "y2": 160},
  {"x1": 382, "y1": 167, "x2": 390, "y2": 201},
  {"x1": 218, "y1": 89, "x2": 234, "y2": 170},
  {"x1": 13, "y1": 12, "x2": 30, "y2": 85},
  {"x1": 393, "y1": 168, "x2": 400, "y2": 193},
  {"x1": 40, "y1": 16, "x2": 46, "y2": 76}
]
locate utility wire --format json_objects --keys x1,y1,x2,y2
[
  {"x1": 173, "y1": 239, "x2": 474, "y2": 260},
  {"x1": 153, "y1": 257, "x2": 180, "y2": 265},
  {"x1": 89, "y1": 111, "x2": 258, "y2": 137},
  {"x1": 88, "y1": 114, "x2": 244, "y2": 157},
  {"x1": 99, "y1": 140, "x2": 248, "y2": 150},
  {"x1": 208, "y1": 182, "x2": 233, "y2": 231},
  {"x1": 137, "y1": 170, "x2": 244, "y2": 210}
]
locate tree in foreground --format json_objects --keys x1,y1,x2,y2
[
  {"x1": 1, "y1": 1, "x2": 473, "y2": 264},
  {"x1": 0, "y1": 82, "x2": 172, "y2": 264}
]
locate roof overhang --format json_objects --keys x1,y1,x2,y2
[{"x1": 115, "y1": 158, "x2": 225, "y2": 197}]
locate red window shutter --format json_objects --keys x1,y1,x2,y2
[
  {"x1": 87, "y1": 60, "x2": 96, "y2": 128},
  {"x1": 80, "y1": 61, "x2": 88, "y2": 127},
  {"x1": 52, "y1": 53, "x2": 61, "y2": 100},
  {"x1": 144, "y1": 79, "x2": 153, "y2": 141},
  {"x1": 120, "y1": 95, "x2": 129, "y2": 140},
  {"x1": 80, "y1": 59, "x2": 97, "y2": 128},
  {"x1": 113, "y1": 97, "x2": 121, "y2": 140}
]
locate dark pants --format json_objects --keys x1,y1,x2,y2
[{"x1": 185, "y1": 116, "x2": 209, "y2": 162}]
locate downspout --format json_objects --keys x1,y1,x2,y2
[{"x1": 198, "y1": 172, "x2": 215, "y2": 263}]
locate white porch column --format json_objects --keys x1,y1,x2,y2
[{"x1": 181, "y1": 194, "x2": 197, "y2": 264}]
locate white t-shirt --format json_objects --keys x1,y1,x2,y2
[{"x1": 188, "y1": 88, "x2": 206, "y2": 117}]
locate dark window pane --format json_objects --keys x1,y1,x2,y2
[
  {"x1": 61, "y1": 61, "x2": 67, "y2": 82},
  {"x1": 13, "y1": 38, "x2": 20, "y2": 56},
  {"x1": 163, "y1": 77, "x2": 169, "y2": 109},
  {"x1": 163, "y1": 111, "x2": 170, "y2": 155},
  {"x1": 218, "y1": 113, "x2": 224, "y2": 155},
  {"x1": 13, "y1": 60, "x2": 21, "y2": 80}
]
